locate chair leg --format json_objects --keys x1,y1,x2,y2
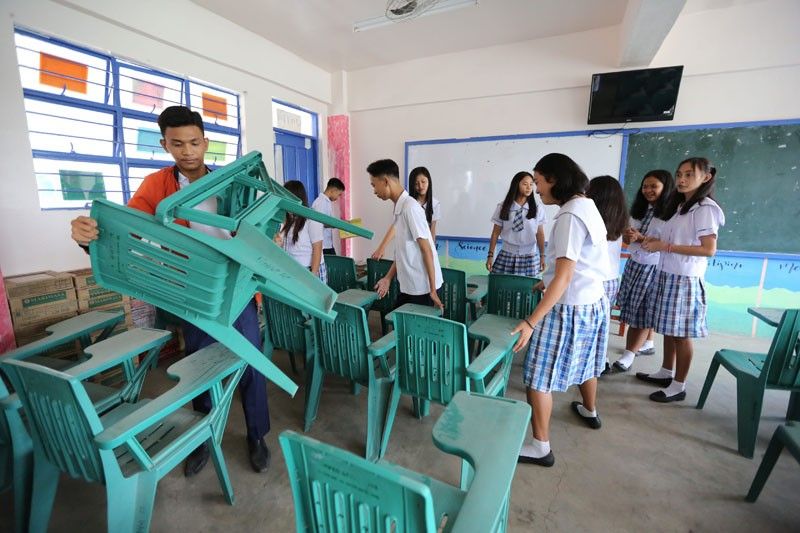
[
  {"x1": 378, "y1": 381, "x2": 402, "y2": 459},
  {"x1": 365, "y1": 377, "x2": 393, "y2": 462},
  {"x1": 288, "y1": 352, "x2": 299, "y2": 375},
  {"x1": 746, "y1": 426, "x2": 787, "y2": 502},
  {"x1": 209, "y1": 439, "x2": 235, "y2": 505},
  {"x1": 11, "y1": 438, "x2": 33, "y2": 533},
  {"x1": 412, "y1": 398, "x2": 430, "y2": 419},
  {"x1": 736, "y1": 381, "x2": 765, "y2": 458},
  {"x1": 351, "y1": 381, "x2": 362, "y2": 396},
  {"x1": 304, "y1": 363, "x2": 326, "y2": 432},
  {"x1": 106, "y1": 472, "x2": 158, "y2": 533},
  {"x1": 27, "y1": 455, "x2": 60, "y2": 533},
  {"x1": 786, "y1": 391, "x2": 800, "y2": 422},
  {"x1": 695, "y1": 356, "x2": 721, "y2": 409}
]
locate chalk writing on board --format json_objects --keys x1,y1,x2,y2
[{"x1": 708, "y1": 259, "x2": 744, "y2": 272}]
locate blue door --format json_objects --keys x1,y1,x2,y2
[{"x1": 274, "y1": 130, "x2": 318, "y2": 202}]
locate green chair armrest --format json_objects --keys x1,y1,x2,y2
[
  {"x1": 95, "y1": 343, "x2": 244, "y2": 449},
  {"x1": 466, "y1": 346, "x2": 508, "y2": 380},
  {"x1": 63, "y1": 328, "x2": 172, "y2": 380},
  {"x1": 466, "y1": 314, "x2": 521, "y2": 380},
  {"x1": 368, "y1": 331, "x2": 396, "y2": 358},
  {"x1": 0, "y1": 393, "x2": 21, "y2": 411}
]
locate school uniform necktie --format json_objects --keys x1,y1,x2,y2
[{"x1": 512, "y1": 207, "x2": 525, "y2": 232}]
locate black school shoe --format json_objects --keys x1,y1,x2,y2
[
  {"x1": 649, "y1": 390, "x2": 686, "y2": 403},
  {"x1": 248, "y1": 437, "x2": 271, "y2": 473},
  {"x1": 635, "y1": 372, "x2": 673, "y2": 388},
  {"x1": 518, "y1": 451, "x2": 555, "y2": 467},
  {"x1": 184, "y1": 443, "x2": 210, "y2": 477},
  {"x1": 570, "y1": 401, "x2": 601, "y2": 429}
]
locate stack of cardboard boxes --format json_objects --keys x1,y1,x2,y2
[{"x1": 69, "y1": 268, "x2": 134, "y2": 338}]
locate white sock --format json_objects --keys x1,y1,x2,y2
[
  {"x1": 576, "y1": 403, "x2": 597, "y2": 418},
  {"x1": 648, "y1": 367, "x2": 675, "y2": 379},
  {"x1": 641, "y1": 340, "x2": 654, "y2": 351},
  {"x1": 616, "y1": 350, "x2": 636, "y2": 368},
  {"x1": 520, "y1": 438, "x2": 551, "y2": 459},
  {"x1": 662, "y1": 379, "x2": 686, "y2": 397}
]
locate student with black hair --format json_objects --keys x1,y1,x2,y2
[
  {"x1": 371, "y1": 167, "x2": 441, "y2": 259},
  {"x1": 368, "y1": 159, "x2": 444, "y2": 310},
  {"x1": 311, "y1": 177, "x2": 345, "y2": 255},
  {"x1": 611, "y1": 170, "x2": 674, "y2": 371},
  {"x1": 486, "y1": 171, "x2": 547, "y2": 277},
  {"x1": 283, "y1": 180, "x2": 327, "y2": 282},
  {"x1": 70, "y1": 105, "x2": 272, "y2": 476},
  {"x1": 637, "y1": 157, "x2": 725, "y2": 403},
  {"x1": 511, "y1": 153, "x2": 610, "y2": 467}
]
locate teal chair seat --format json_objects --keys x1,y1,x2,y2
[
  {"x1": 280, "y1": 391, "x2": 531, "y2": 532},
  {"x1": 696, "y1": 309, "x2": 800, "y2": 458},
  {"x1": 1, "y1": 341, "x2": 246, "y2": 533}
]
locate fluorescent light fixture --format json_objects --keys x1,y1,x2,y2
[{"x1": 353, "y1": 0, "x2": 478, "y2": 32}]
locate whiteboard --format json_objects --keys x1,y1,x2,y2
[{"x1": 406, "y1": 133, "x2": 624, "y2": 239}]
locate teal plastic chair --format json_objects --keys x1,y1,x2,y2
[
  {"x1": 487, "y1": 273, "x2": 542, "y2": 319},
  {"x1": 280, "y1": 391, "x2": 531, "y2": 533},
  {"x1": 439, "y1": 267, "x2": 468, "y2": 325},
  {"x1": 323, "y1": 255, "x2": 360, "y2": 293},
  {"x1": 262, "y1": 296, "x2": 308, "y2": 375},
  {"x1": 303, "y1": 301, "x2": 396, "y2": 461},
  {"x1": 746, "y1": 423, "x2": 800, "y2": 502},
  {"x1": 367, "y1": 258, "x2": 399, "y2": 334},
  {"x1": 381, "y1": 311, "x2": 520, "y2": 468},
  {"x1": 696, "y1": 309, "x2": 800, "y2": 458},
  {"x1": 2, "y1": 341, "x2": 246, "y2": 533},
  {"x1": 0, "y1": 311, "x2": 164, "y2": 533},
  {"x1": 90, "y1": 151, "x2": 373, "y2": 398}
]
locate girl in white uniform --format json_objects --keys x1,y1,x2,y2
[
  {"x1": 611, "y1": 170, "x2": 674, "y2": 371},
  {"x1": 281, "y1": 180, "x2": 327, "y2": 283},
  {"x1": 487, "y1": 171, "x2": 547, "y2": 277},
  {"x1": 637, "y1": 157, "x2": 725, "y2": 402},
  {"x1": 512, "y1": 154, "x2": 610, "y2": 467}
]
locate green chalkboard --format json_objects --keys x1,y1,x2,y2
[{"x1": 622, "y1": 123, "x2": 800, "y2": 254}]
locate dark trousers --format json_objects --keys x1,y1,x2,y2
[
  {"x1": 322, "y1": 247, "x2": 336, "y2": 255},
  {"x1": 182, "y1": 300, "x2": 269, "y2": 441},
  {"x1": 396, "y1": 292, "x2": 435, "y2": 307}
]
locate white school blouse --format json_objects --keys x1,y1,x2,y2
[
  {"x1": 284, "y1": 218, "x2": 324, "y2": 269},
  {"x1": 420, "y1": 197, "x2": 442, "y2": 224},
  {"x1": 311, "y1": 193, "x2": 335, "y2": 249},
  {"x1": 490, "y1": 196, "x2": 547, "y2": 249},
  {"x1": 543, "y1": 197, "x2": 609, "y2": 306},
  {"x1": 394, "y1": 191, "x2": 443, "y2": 295},
  {"x1": 605, "y1": 237, "x2": 623, "y2": 281},
  {"x1": 627, "y1": 207, "x2": 660, "y2": 266},
  {"x1": 656, "y1": 198, "x2": 725, "y2": 278}
]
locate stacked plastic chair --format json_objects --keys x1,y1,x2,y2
[{"x1": 89, "y1": 151, "x2": 372, "y2": 397}]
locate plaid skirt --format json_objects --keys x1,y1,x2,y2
[
  {"x1": 523, "y1": 296, "x2": 608, "y2": 392},
  {"x1": 653, "y1": 270, "x2": 708, "y2": 338},
  {"x1": 603, "y1": 278, "x2": 620, "y2": 310},
  {"x1": 617, "y1": 260, "x2": 658, "y2": 329},
  {"x1": 492, "y1": 249, "x2": 540, "y2": 277}
]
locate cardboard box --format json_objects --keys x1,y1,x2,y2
[
  {"x1": 77, "y1": 286, "x2": 119, "y2": 301},
  {"x1": 4, "y1": 271, "x2": 74, "y2": 299},
  {"x1": 69, "y1": 268, "x2": 99, "y2": 290},
  {"x1": 9, "y1": 290, "x2": 78, "y2": 326},
  {"x1": 78, "y1": 293, "x2": 130, "y2": 312}
]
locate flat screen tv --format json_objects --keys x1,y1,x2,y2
[{"x1": 588, "y1": 65, "x2": 684, "y2": 125}]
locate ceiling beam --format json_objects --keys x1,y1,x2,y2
[{"x1": 617, "y1": 0, "x2": 686, "y2": 67}]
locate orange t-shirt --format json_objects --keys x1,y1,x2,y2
[{"x1": 126, "y1": 166, "x2": 189, "y2": 227}]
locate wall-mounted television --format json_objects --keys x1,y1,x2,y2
[{"x1": 587, "y1": 66, "x2": 684, "y2": 125}]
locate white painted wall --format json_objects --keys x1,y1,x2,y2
[
  {"x1": 0, "y1": 0, "x2": 331, "y2": 276},
  {"x1": 348, "y1": 0, "x2": 800, "y2": 260}
]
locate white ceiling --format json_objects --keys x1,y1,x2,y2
[
  {"x1": 190, "y1": 0, "x2": 771, "y2": 72},
  {"x1": 191, "y1": 0, "x2": 630, "y2": 72}
]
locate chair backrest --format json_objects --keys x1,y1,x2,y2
[
  {"x1": 487, "y1": 274, "x2": 541, "y2": 319},
  {"x1": 764, "y1": 309, "x2": 800, "y2": 388},
  {"x1": 440, "y1": 267, "x2": 468, "y2": 324},
  {"x1": 1, "y1": 359, "x2": 105, "y2": 483},
  {"x1": 392, "y1": 311, "x2": 469, "y2": 405},
  {"x1": 367, "y1": 259, "x2": 399, "y2": 315},
  {"x1": 323, "y1": 255, "x2": 358, "y2": 293},
  {"x1": 280, "y1": 431, "x2": 437, "y2": 532},
  {"x1": 311, "y1": 302, "x2": 372, "y2": 384},
  {"x1": 262, "y1": 297, "x2": 307, "y2": 354}
]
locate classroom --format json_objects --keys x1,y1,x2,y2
[{"x1": 0, "y1": 0, "x2": 799, "y2": 531}]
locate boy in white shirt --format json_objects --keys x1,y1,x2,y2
[
  {"x1": 311, "y1": 178, "x2": 345, "y2": 255},
  {"x1": 368, "y1": 159, "x2": 444, "y2": 310}
]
